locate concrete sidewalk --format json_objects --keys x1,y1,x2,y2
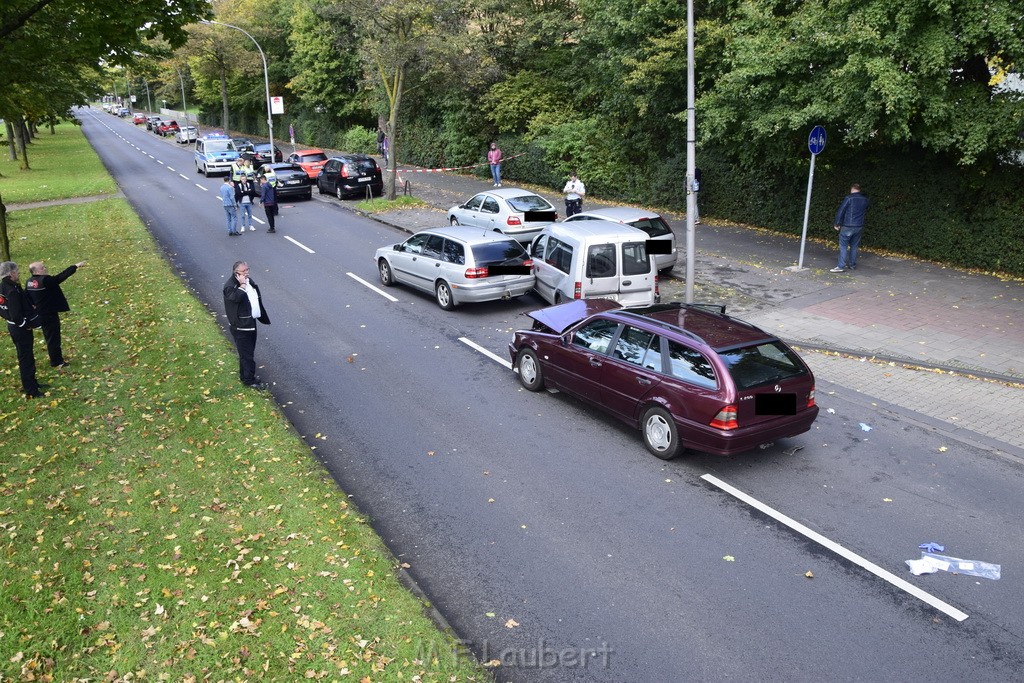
[{"x1": 350, "y1": 161, "x2": 1024, "y2": 457}]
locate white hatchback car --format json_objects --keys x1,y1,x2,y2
[
  {"x1": 448, "y1": 188, "x2": 557, "y2": 244},
  {"x1": 563, "y1": 206, "x2": 678, "y2": 272},
  {"x1": 175, "y1": 126, "x2": 198, "y2": 144},
  {"x1": 375, "y1": 226, "x2": 535, "y2": 310}
]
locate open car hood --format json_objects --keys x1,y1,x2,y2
[{"x1": 527, "y1": 298, "x2": 621, "y2": 334}]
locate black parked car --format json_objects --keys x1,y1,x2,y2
[
  {"x1": 262, "y1": 162, "x2": 313, "y2": 201},
  {"x1": 242, "y1": 143, "x2": 283, "y2": 170},
  {"x1": 316, "y1": 154, "x2": 383, "y2": 199}
]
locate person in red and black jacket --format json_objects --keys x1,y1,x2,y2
[
  {"x1": 26, "y1": 260, "x2": 85, "y2": 368},
  {"x1": 0, "y1": 261, "x2": 42, "y2": 398}
]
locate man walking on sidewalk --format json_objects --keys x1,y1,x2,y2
[{"x1": 831, "y1": 183, "x2": 870, "y2": 272}]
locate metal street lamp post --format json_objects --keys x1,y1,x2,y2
[
  {"x1": 200, "y1": 19, "x2": 275, "y2": 164},
  {"x1": 684, "y1": 0, "x2": 697, "y2": 304}
]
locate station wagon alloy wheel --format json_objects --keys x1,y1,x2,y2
[
  {"x1": 642, "y1": 406, "x2": 681, "y2": 460},
  {"x1": 378, "y1": 259, "x2": 394, "y2": 286},
  {"x1": 435, "y1": 281, "x2": 455, "y2": 310}
]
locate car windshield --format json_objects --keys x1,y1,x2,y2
[
  {"x1": 718, "y1": 341, "x2": 807, "y2": 390},
  {"x1": 471, "y1": 240, "x2": 528, "y2": 265},
  {"x1": 206, "y1": 140, "x2": 235, "y2": 153},
  {"x1": 299, "y1": 153, "x2": 328, "y2": 163},
  {"x1": 506, "y1": 195, "x2": 553, "y2": 212}
]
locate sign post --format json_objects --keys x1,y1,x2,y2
[{"x1": 791, "y1": 125, "x2": 826, "y2": 272}]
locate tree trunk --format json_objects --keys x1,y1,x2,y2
[
  {"x1": 220, "y1": 65, "x2": 230, "y2": 131},
  {"x1": 385, "y1": 65, "x2": 406, "y2": 201},
  {"x1": 17, "y1": 117, "x2": 30, "y2": 170},
  {"x1": 5, "y1": 121, "x2": 16, "y2": 161},
  {"x1": 0, "y1": 193, "x2": 10, "y2": 262}
]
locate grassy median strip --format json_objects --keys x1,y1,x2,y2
[
  {"x1": 1, "y1": 123, "x2": 118, "y2": 202},
  {"x1": 0, "y1": 124, "x2": 486, "y2": 680}
]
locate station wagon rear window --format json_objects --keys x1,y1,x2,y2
[
  {"x1": 472, "y1": 240, "x2": 528, "y2": 265},
  {"x1": 719, "y1": 341, "x2": 807, "y2": 390}
]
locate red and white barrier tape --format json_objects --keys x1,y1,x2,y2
[{"x1": 394, "y1": 151, "x2": 526, "y2": 174}]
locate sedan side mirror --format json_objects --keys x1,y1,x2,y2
[{"x1": 393, "y1": 244, "x2": 402, "y2": 252}]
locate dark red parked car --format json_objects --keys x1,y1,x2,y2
[
  {"x1": 156, "y1": 120, "x2": 180, "y2": 137},
  {"x1": 509, "y1": 299, "x2": 819, "y2": 458}
]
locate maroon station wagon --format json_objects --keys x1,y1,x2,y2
[{"x1": 509, "y1": 299, "x2": 819, "y2": 458}]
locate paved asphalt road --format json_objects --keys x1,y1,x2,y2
[{"x1": 79, "y1": 109, "x2": 1024, "y2": 681}]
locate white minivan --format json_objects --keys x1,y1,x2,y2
[{"x1": 529, "y1": 221, "x2": 659, "y2": 306}]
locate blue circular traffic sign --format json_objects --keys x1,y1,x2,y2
[{"x1": 808, "y1": 126, "x2": 826, "y2": 155}]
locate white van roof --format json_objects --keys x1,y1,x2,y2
[{"x1": 542, "y1": 219, "x2": 649, "y2": 242}]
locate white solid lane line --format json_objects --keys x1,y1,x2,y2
[
  {"x1": 346, "y1": 272, "x2": 399, "y2": 302},
  {"x1": 284, "y1": 236, "x2": 315, "y2": 254},
  {"x1": 195, "y1": 184, "x2": 207, "y2": 191},
  {"x1": 459, "y1": 337, "x2": 513, "y2": 370},
  {"x1": 700, "y1": 473, "x2": 969, "y2": 622}
]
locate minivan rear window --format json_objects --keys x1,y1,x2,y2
[
  {"x1": 719, "y1": 341, "x2": 807, "y2": 390},
  {"x1": 621, "y1": 242, "x2": 650, "y2": 276}
]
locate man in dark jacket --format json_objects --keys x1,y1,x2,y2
[
  {"x1": 831, "y1": 184, "x2": 870, "y2": 273},
  {"x1": 0, "y1": 261, "x2": 42, "y2": 398},
  {"x1": 259, "y1": 175, "x2": 277, "y2": 233},
  {"x1": 26, "y1": 260, "x2": 86, "y2": 367},
  {"x1": 223, "y1": 261, "x2": 271, "y2": 389}
]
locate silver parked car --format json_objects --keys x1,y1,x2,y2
[
  {"x1": 447, "y1": 188, "x2": 557, "y2": 244},
  {"x1": 563, "y1": 206, "x2": 678, "y2": 272},
  {"x1": 175, "y1": 125, "x2": 198, "y2": 144},
  {"x1": 375, "y1": 226, "x2": 536, "y2": 310}
]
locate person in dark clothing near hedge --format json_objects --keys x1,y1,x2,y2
[
  {"x1": 831, "y1": 184, "x2": 870, "y2": 273},
  {"x1": 223, "y1": 261, "x2": 271, "y2": 390},
  {"x1": 0, "y1": 261, "x2": 42, "y2": 398},
  {"x1": 26, "y1": 260, "x2": 86, "y2": 367}
]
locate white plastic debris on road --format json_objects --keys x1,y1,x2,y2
[{"x1": 906, "y1": 552, "x2": 1001, "y2": 580}]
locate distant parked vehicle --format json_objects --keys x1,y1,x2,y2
[
  {"x1": 241, "y1": 143, "x2": 283, "y2": 170},
  {"x1": 175, "y1": 126, "x2": 198, "y2": 144},
  {"x1": 156, "y1": 120, "x2": 180, "y2": 137},
  {"x1": 132, "y1": 113, "x2": 147, "y2": 125},
  {"x1": 316, "y1": 154, "x2": 383, "y2": 199},
  {"x1": 286, "y1": 149, "x2": 329, "y2": 179}
]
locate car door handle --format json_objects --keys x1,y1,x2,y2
[
  {"x1": 636, "y1": 377, "x2": 652, "y2": 385},
  {"x1": 589, "y1": 358, "x2": 602, "y2": 367},
  {"x1": 622, "y1": 280, "x2": 632, "y2": 286},
  {"x1": 435, "y1": 263, "x2": 441, "y2": 267}
]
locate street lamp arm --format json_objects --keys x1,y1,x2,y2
[{"x1": 199, "y1": 19, "x2": 275, "y2": 160}]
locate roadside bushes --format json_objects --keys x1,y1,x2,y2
[{"x1": 338, "y1": 125, "x2": 376, "y2": 155}]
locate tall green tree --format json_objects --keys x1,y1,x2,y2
[{"x1": 699, "y1": 0, "x2": 1024, "y2": 167}]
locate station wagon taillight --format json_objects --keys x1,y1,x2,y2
[
  {"x1": 506, "y1": 216, "x2": 522, "y2": 226},
  {"x1": 808, "y1": 386, "x2": 816, "y2": 408},
  {"x1": 710, "y1": 405, "x2": 738, "y2": 430},
  {"x1": 523, "y1": 259, "x2": 534, "y2": 270},
  {"x1": 465, "y1": 267, "x2": 488, "y2": 278}
]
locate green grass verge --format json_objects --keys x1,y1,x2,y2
[
  {"x1": 355, "y1": 195, "x2": 432, "y2": 213},
  {"x1": 0, "y1": 124, "x2": 487, "y2": 680},
  {"x1": 0, "y1": 123, "x2": 118, "y2": 203}
]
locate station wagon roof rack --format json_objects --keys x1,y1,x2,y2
[{"x1": 615, "y1": 302, "x2": 734, "y2": 348}]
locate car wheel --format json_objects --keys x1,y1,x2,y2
[
  {"x1": 378, "y1": 258, "x2": 394, "y2": 286},
  {"x1": 516, "y1": 349, "x2": 544, "y2": 391},
  {"x1": 554, "y1": 292, "x2": 564, "y2": 305},
  {"x1": 336, "y1": 184, "x2": 345, "y2": 201},
  {"x1": 196, "y1": 162, "x2": 202, "y2": 175},
  {"x1": 641, "y1": 406, "x2": 681, "y2": 460},
  {"x1": 317, "y1": 179, "x2": 325, "y2": 195},
  {"x1": 435, "y1": 280, "x2": 456, "y2": 310},
  {"x1": 304, "y1": 190, "x2": 312, "y2": 201},
  {"x1": 449, "y1": 216, "x2": 459, "y2": 226}
]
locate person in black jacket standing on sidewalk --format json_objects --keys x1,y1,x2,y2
[
  {"x1": 0, "y1": 261, "x2": 42, "y2": 398},
  {"x1": 223, "y1": 261, "x2": 271, "y2": 390},
  {"x1": 26, "y1": 260, "x2": 86, "y2": 367},
  {"x1": 259, "y1": 175, "x2": 278, "y2": 233},
  {"x1": 831, "y1": 184, "x2": 870, "y2": 273}
]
